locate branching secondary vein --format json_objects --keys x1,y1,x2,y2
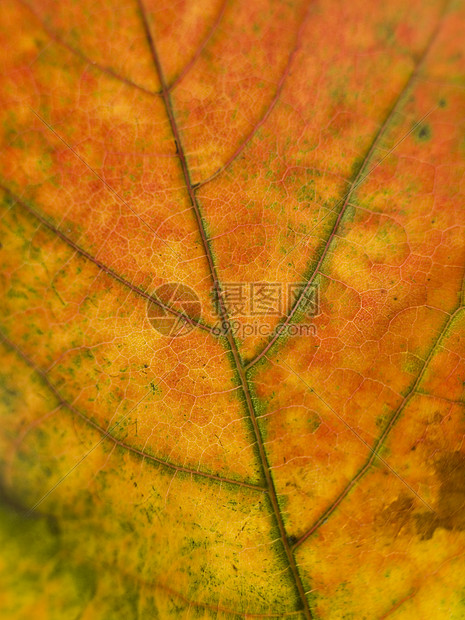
[
  {"x1": 0, "y1": 331, "x2": 266, "y2": 493},
  {"x1": 136, "y1": 1, "x2": 313, "y2": 616}
]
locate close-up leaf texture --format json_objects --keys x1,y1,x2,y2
[{"x1": 1, "y1": 0, "x2": 465, "y2": 618}]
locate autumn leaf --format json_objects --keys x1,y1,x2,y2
[{"x1": 1, "y1": 0, "x2": 465, "y2": 618}]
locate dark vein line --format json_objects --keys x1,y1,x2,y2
[
  {"x1": 0, "y1": 185, "x2": 214, "y2": 333},
  {"x1": 136, "y1": 2, "x2": 313, "y2": 616},
  {"x1": 19, "y1": 0, "x2": 160, "y2": 97},
  {"x1": 292, "y1": 306, "x2": 464, "y2": 549},
  {"x1": 0, "y1": 332, "x2": 266, "y2": 494},
  {"x1": 278, "y1": 357, "x2": 436, "y2": 512},
  {"x1": 20, "y1": 0, "x2": 228, "y2": 100},
  {"x1": 168, "y1": 0, "x2": 228, "y2": 92},
  {"x1": 245, "y1": 11, "x2": 447, "y2": 371},
  {"x1": 113, "y1": 562, "x2": 304, "y2": 618},
  {"x1": 28, "y1": 391, "x2": 153, "y2": 513},
  {"x1": 193, "y1": 2, "x2": 310, "y2": 190},
  {"x1": 414, "y1": 391, "x2": 465, "y2": 407}
]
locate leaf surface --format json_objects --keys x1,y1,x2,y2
[{"x1": 1, "y1": 0, "x2": 465, "y2": 618}]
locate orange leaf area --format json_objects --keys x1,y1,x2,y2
[{"x1": 1, "y1": 0, "x2": 465, "y2": 618}]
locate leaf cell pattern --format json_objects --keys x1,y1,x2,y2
[{"x1": 1, "y1": 0, "x2": 465, "y2": 618}]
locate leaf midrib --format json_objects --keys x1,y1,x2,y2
[
  {"x1": 135, "y1": 1, "x2": 314, "y2": 616},
  {"x1": 2, "y1": 1, "x2": 458, "y2": 616}
]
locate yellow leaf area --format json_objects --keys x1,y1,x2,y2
[{"x1": 0, "y1": 0, "x2": 465, "y2": 618}]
